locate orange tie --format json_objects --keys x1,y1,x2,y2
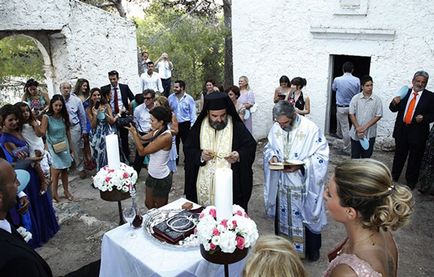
[{"x1": 404, "y1": 92, "x2": 418, "y2": 124}]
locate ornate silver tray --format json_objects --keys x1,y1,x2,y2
[{"x1": 143, "y1": 208, "x2": 200, "y2": 250}]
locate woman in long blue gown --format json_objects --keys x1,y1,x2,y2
[
  {"x1": 0, "y1": 104, "x2": 59, "y2": 248},
  {"x1": 86, "y1": 88, "x2": 117, "y2": 171}
]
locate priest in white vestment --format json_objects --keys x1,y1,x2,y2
[{"x1": 263, "y1": 100, "x2": 329, "y2": 261}]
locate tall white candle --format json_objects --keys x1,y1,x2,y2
[
  {"x1": 106, "y1": 134, "x2": 120, "y2": 169},
  {"x1": 214, "y1": 167, "x2": 233, "y2": 222}
]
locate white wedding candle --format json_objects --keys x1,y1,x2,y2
[
  {"x1": 106, "y1": 134, "x2": 120, "y2": 169},
  {"x1": 214, "y1": 167, "x2": 233, "y2": 222}
]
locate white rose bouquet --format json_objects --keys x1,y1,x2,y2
[
  {"x1": 92, "y1": 163, "x2": 138, "y2": 192},
  {"x1": 196, "y1": 205, "x2": 259, "y2": 253}
]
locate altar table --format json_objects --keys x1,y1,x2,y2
[{"x1": 99, "y1": 198, "x2": 247, "y2": 277}]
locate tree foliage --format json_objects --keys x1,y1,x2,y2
[
  {"x1": 136, "y1": 1, "x2": 226, "y2": 98},
  {"x1": 0, "y1": 35, "x2": 44, "y2": 80}
]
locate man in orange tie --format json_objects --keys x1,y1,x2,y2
[{"x1": 389, "y1": 71, "x2": 434, "y2": 189}]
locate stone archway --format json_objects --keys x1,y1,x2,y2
[
  {"x1": 0, "y1": 31, "x2": 57, "y2": 97},
  {"x1": 0, "y1": 0, "x2": 140, "y2": 95}
]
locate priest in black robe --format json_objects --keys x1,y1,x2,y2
[{"x1": 184, "y1": 92, "x2": 256, "y2": 211}]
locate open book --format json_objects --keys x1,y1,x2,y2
[{"x1": 269, "y1": 160, "x2": 304, "y2": 170}]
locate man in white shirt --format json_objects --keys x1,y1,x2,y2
[
  {"x1": 155, "y1": 52, "x2": 174, "y2": 97},
  {"x1": 140, "y1": 61, "x2": 164, "y2": 95}
]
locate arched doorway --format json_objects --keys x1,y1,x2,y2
[{"x1": 0, "y1": 32, "x2": 56, "y2": 102}]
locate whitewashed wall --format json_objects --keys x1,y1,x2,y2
[
  {"x1": 0, "y1": 0, "x2": 140, "y2": 96},
  {"x1": 232, "y1": 0, "x2": 434, "y2": 141}
]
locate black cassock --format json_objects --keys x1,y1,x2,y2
[{"x1": 184, "y1": 117, "x2": 257, "y2": 212}]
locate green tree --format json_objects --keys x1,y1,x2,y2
[
  {"x1": 136, "y1": 1, "x2": 225, "y2": 98},
  {"x1": 0, "y1": 35, "x2": 44, "y2": 80}
]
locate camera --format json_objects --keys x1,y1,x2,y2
[
  {"x1": 94, "y1": 100, "x2": 100, "y2": 109},
  {"x1": 116, "y1": 115, "x2": 135, "y2": 128}
]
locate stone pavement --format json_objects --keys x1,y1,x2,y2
[{"x1": 37, "y1": 137, "x2": 434, "y2": 276}]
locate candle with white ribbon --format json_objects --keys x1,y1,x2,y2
[
  {"x1": 106, "y1": 134, "x2": 120, "y2": 170},
  {"x1": 214, "y1": 167, "x2": 233, "y2": 222}
]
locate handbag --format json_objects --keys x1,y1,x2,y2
[{"x1": 52, "y1": 140, "x2": 67, "y2": 153}]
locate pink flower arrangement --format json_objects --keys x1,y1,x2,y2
[
  {"x1": 195, "y1": 205, "x2": 259, "y2": 253},
  {"x1": 92, "y1": 163, "x2": 138, "y2": 192}
]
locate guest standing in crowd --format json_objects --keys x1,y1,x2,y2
[
  {"x1": 184, "y1": 92, "x2": 256, "y2": 211},
  {"x1": 15, "y1": 102, "x2": 49, "y2": 194},
  {"x1": 418, "y1": 124, "x2": 434, "y2": 195},
  {"x1": 225, "y1": 85, "x2": 246, "y2": 121},
  {"x1": 73, "y1": 78, "x2": 94, "y2": 170},
  {"x1": 35, "y1": 95, "x2": 73, "y2": 203},
  {"x1": 21, "y1": 79, "x2": 50, "y2": 119},
  {"x1": 155, "y1": 52, "x2": 174, "y2": 97},
  {"x1": 263, "y1": 101, "x2": 329, "y2": 261},
  {"x1": 273, "y1": 75, "x2": 291, "y2": 103},
  {"x1": 133, "y1": 89, "x2": 155, "y2": 175},
  {"x1": 168, "y1": 80, "x2": 196, "y2": 166},
  {"x1": 86, "y1": 88, "x2": 117, "y2": 171},
  {"x1": 101, "y1": 70, "x2": 134, "y2": 163},
  {"x1": 324, "y1": 159, "x2": 414, "y2": 276},
  {"x1": 238, "y1": 76, "x2": 255, "y2": 133},
  {"x1": 140, "y1": 61, "x2": 164, "y2": 95},
  {"x1": 243, "y1": 235, "x2": 307, "y2": 277},
  {"x1": 332, "y1": 62, "x2": 360, "y2": 155},
  {"x1": 288, "y1": 77, "x2": 310, "y2": 116},
  {"x1": 389, "y1": 70, "x2": 434, "y2": 189},
  {"x1": 60, "y1": 82, "x2": 87, "y2": 179},
  {"x1": 126, "y1": 106, "x2": 173, "y2": 208},
  {"x1": 349, "y1": 75, "x2": 383, "y2": 159},
  {"x1": 155, "y1": 96, "x2": 178, "y2": 173},
  {"x1": 0, "y1": 104, "x2": 59, "y2": 248},
  {"x1": 199, "y1": 79, "x2": 216, "y2": 111},
  {"x1": 139, "y1": 50, "x2": 151, "y2": 75}
]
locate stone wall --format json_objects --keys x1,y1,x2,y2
[
  {"x1": 0, "y1": 0, "x2": 140, "y2": 97},
  {"x1": 232, "y1": 0, "x2": 434, "y2": 140}
]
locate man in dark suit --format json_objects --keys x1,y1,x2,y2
[
  {"x1": 389, "y1": 70, "x2": 434, "y2": 188},
  {"x1": 0, "y1": 159, "x2": 100, "y2": 277},
  {"x1": 101, "y1": 70, "x2": 135, "y2": 162},
  {"x1": 0, "y1": 159, "x2": 53, "y2": 276}
]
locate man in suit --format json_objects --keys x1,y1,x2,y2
[
  {"x1": 101, "y1": 70, "x2": 135, "y2": 162},
  {"x1": 0, "y1": 158, "x2": 53, "y2": 276},
  {"x1": 389, "y1": 70, "x2": 434, "y2": 189},
  {"x1": 0, "y1": 159, "x2": 100, "y2": 276}
]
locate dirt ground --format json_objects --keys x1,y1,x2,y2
[{"x1": 37, "y1": 137, "x2": 434, "y2": 277}]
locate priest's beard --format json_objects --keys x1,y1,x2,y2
[{"x1": 209, "y1": 116, "x2": 228, "y2": 130}]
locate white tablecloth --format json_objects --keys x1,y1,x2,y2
[{"x1": 99, "y1": 198, "x2": 246, "y2": 277}]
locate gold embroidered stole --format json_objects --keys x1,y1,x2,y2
[{"x1": 196, "y1": 115, "x2": 233, "y2": 206}]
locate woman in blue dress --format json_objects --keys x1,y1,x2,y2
[
  {"x1": 34, "y1": 95, "x2": 74, "y2": 203},
  {"x1": 0, "y1": 104, "x2": 59, "y2": 248},
  {"x1": 86, "y1": 88, "x2": 117, "y2": 171}
]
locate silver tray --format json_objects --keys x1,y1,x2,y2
[{"x1": 142, "y1": 208, "x2": 200, "y2": 250}]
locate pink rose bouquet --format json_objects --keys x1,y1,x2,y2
[
  {"x1": 196, "y1": 205, "x2": 259, "y2": 253},
  {"x1": 92, "y1": 163, "x2": 137, "y2": 192}
]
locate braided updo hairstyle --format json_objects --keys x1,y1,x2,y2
[{"x1": 334, "y1": 159, "x2": 414, "y2": 232}]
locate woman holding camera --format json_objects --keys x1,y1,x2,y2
[
  {"x1": 86, "y1": 88, "x2": 117, "y2": 171},
  {"x1": 126, "y1": 106, "x2": 173, "y2": 208}
]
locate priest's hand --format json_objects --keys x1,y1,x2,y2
[
  {"x1": 269, "y1": 156, "x2": 278, "y2": 164},
  {"x1": 225, "y1": 151, "x2": 240, "y2": 164},
  {"x1": 201, "y1": 149, "x2": 214, "y2": 162}
]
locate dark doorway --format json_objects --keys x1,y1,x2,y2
[{"x1": 327, "y1": 55, "x2": 371, "y2": 135}]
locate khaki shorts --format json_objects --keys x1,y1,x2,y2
[{"x1": 145, "y1": 172, "x2": 173, "y2": 197}]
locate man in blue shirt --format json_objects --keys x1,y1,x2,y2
[
  {"x1": 60, "y1": 82, "x2": 88, "y2": 178},
  {"x1": 168, "y1": 80, "x2": 197, "y2": 165},
  {"x1": 332, "y1": 62, "x2": 360, "y2": 155}
]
